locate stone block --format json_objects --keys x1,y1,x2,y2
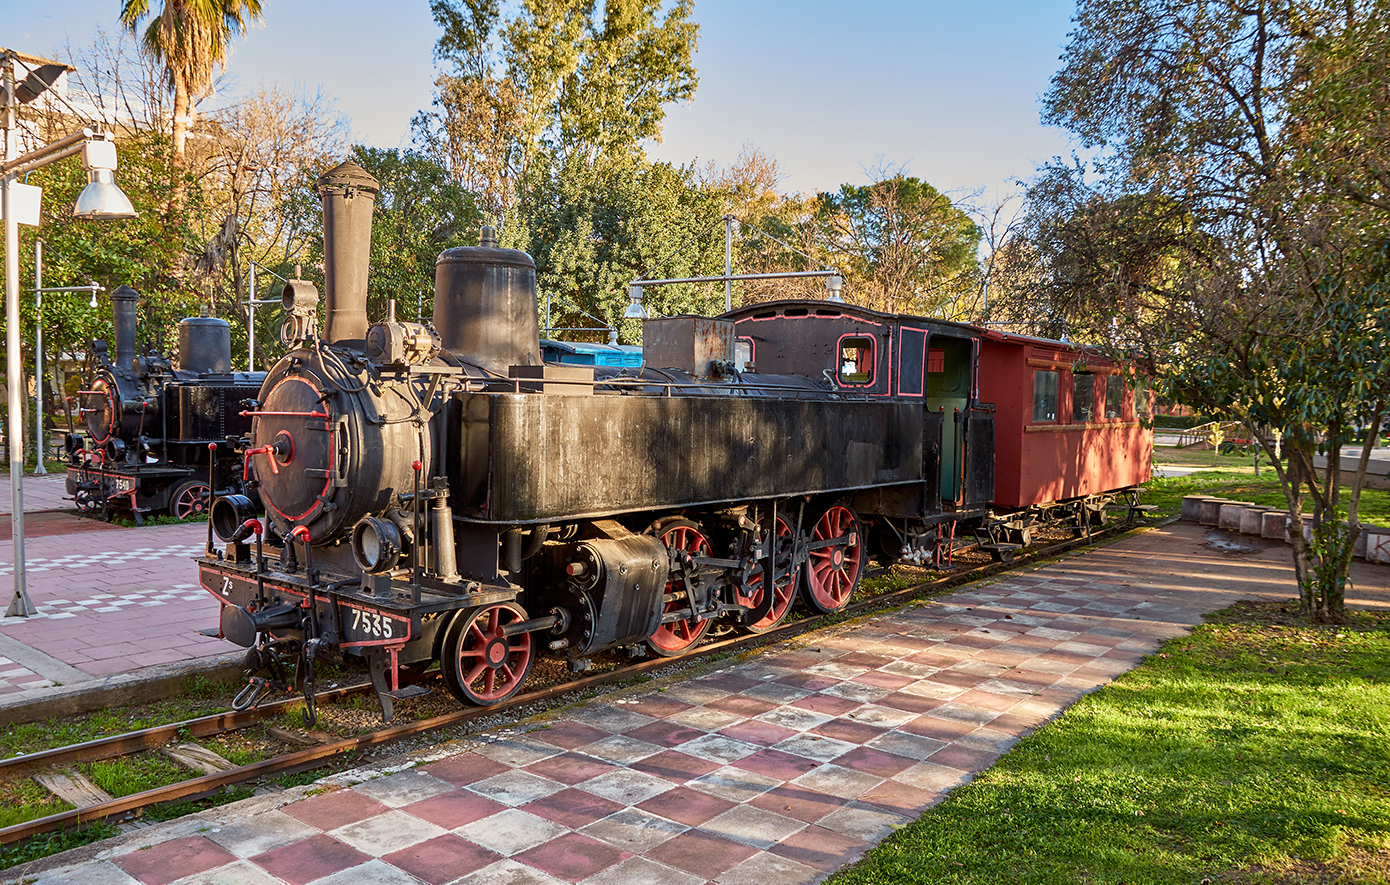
[
  {"x1": 1238, "y1": 507, "x2": 1266, "y2": 535},
  {"x1": 1198, "y1": 499, "x2": 1230, "y2": 525},
  {"x1": 1181, "y1": 496, "x2": 1216, "y2": 522},
  {"x1": 1218, "y1": 503, "x2": 1247, "y2": 531},
  {"x1": 1365, "y1": 527, "x2": 1390, "y2": 563},
  {"x1": 1261, "y1": 510, "x2": 1288, "y2": 541}
]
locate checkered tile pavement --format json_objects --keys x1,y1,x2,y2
[
  {"x1": 0, "y1": 522, "x2": 223, "y2": 691},
  {"x1": 19, "y1": 523, "x2": 1278, "y2": 885}
]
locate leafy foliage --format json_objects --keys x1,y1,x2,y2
[
  {"x1": 1017, "y1": 0, "x2": 1390, "y2": 621},
  {"x1": 419, "y1": 0, "x2": 699, "y2": 221}
]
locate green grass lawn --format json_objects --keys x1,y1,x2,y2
[
  {"x1": 1145, "y1": 447, "x2": 1390, "y2": 526},
  {"x1": 827, "y1": 604, "x2": 1390, "y2": 885}
]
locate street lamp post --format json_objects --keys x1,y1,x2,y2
[{"x1": 3, "y1": 49, "x2": 136, "y2": 618}]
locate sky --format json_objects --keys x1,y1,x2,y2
[{"x1": 9, "y1": 0, "x2": 1082, "y2": 203}]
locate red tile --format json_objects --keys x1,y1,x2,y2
[
  {"x1": 719, "y1": 719, "x2": 799, "y2": 747},
  {"x1": 956, "y1": 689, "x2": 1023, "y2": 712},
  {"x1": 383, "y1": 834, "x2": 500, "y2": 885},
  {"x1": 252, "y1": 835, "x2": 369, "y2": 885},
  {"x1": 637, "y1": 785, "x2": 737, "y2": 826},
  {"x1": 901, "y1": 715, "x2": 977, "y2": 741},
  {"x1": 696, "y1": 672, "x2": 763, "y2": 693},
  {"x1": 749, "y1": 784, "x2": 849, "y2": 823},
  {"x1": 731, "y1": 747, "x2": 819, "y2": 780},
  {"x1": 875, "y1": 691, "x2": 945, "y2": 714},
  {"x1": 836, "y1": 652, "x2": 894, "y2": 669},
  {"x1": 791, "y1": 694, "x2": 860, "y2": 716},
  {"x1": 631, "y1": 749, "x2": 723, "y2": 783},
  {"x1": 515, "y1": 832, "x2": 629, "y2": 882},
  {"x1": 113, "y1": 836, "x2": 236, "y2": 885},
  {"x1": 858, "y1": 779, "x2": 946, "y2": 815},
  {"x1": 625, "y1": 694, "x2": 694, "y2": 718},
  {"x1": 402, "y1": 790, "x2": 508, "y2": 829},
  {"x1": 933, "y1": 670, "x2": 989, "y2": 689},
  {"x1": 522, "y1": 788, "x2": 625, "y2": 829},
  {"x1": 647, "y1": 828, "x2": 759, "y2": 878},
  {"x1": 927, "y1": 744, "x2": 1002, "y2": 771},
  {"x1": 769, "y1": 825, "x2": 869, "y2": 872},
  {"x1": 284, "y1": 788, "x2": 390, "y2": 830},
  {"x1": 624, "y1": 720, "x2": 708, "y2": 748},
  {"x1": 706, "y1": 694, "x2": 777, "y2": 717},
  {"x1": 833, "y1": 746, "x2": 915, "y2": 778},
  {"x1": 851, "y1": 670, "x2": 915, "y2": 690},
  {"x1": 812, "y1": 718, "x2": 886, "y2": 744},
  {"x1": 529, "y1": 721, "x2": 615, "y2": 750},
  {"x1": 524, "y1": 751, "x2": 620, "y2": 785},
  {"x1": 422, "y1": 753, "x2": 510, "y2": 785},
  {"x1": 775, "y1": 673, "x2": 841, "y2": 691}
]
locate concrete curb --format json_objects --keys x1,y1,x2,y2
[{"x1": 0, "y1": 651, "x2": 247, "y2": 727}]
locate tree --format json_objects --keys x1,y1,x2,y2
[
  {"x1": 1037, "y1": 0, "x2": 1390, "y2": 622},
  {"x1": 328, "y1": 146, "x2": 483, "y2": 327},
  {"x1": 814, "y1": 175, "x2": 982, "y2": 318},
  {"x1": 119, "y1": 0, "x2": 264, "y2": 164},
  {"x1": 513, "y1": 153, "x2": 723, "y2": 343},
  {"x1": 418, "y1": 0, "x2": 698, "y2": 223}
]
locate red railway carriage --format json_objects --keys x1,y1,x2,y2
[{"x1": 978, "y1": 330, "x2": 1152, "y2": 510}]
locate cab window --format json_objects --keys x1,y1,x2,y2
[
  {"x1": 1105, "y1": 374, "x2": 1124, "y2": 419},
  {"x1": 838, "y1": 336, "x2": 874, "y2": 385}
]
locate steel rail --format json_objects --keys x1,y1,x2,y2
[{"x1": 0, "y1": 518, "x2": 1157, "y2": 847}]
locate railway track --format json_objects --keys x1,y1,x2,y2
[{"x1": 0, "y1": 517, "x2": 1159, "y2": 848}]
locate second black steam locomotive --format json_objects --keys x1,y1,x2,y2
[
  {"x1": 64, "y1": 286, "x2": 265, "y2": 522},
  {"x1": 198, "y1": 160, "x2": 1148, "y2": 723}
]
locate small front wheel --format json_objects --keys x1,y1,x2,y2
[
  {"x1": 169, "y1": 478, "x2": 212, "y2": 520},
  {"x1": 441, "y1": 603, "x2": 535, "y2": 706}
]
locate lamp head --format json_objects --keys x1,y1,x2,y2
[
  {"x1": 73, "y1": 140, "x2": 137, "y2": 220},
  {"x1": 825, "y1": 273, "x2": 844, "y2": 303},
  {"x1": 623, "y1": 285, "x2": 647, "y2": 319}
]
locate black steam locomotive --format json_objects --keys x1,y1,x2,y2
[
  {"x1": 64, "y1": 286, "x2": 266, "y2": 522},
  {"x1": 199, "y1": 160, "x2": 1145, "y2": 723}
]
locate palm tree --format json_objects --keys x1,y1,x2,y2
[{"x1": 119, "y1": 0, "x2": 264, "y2": 164}]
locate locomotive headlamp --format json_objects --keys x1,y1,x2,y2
[
  {"x1": 623, "y1": 286, "x2": 647, "y2": 319},
  {"x1": 826, "y1": 273, "x2": 844, "y2": 302},
  {"x1": 211, "y1": 494, "x2": 260, "y2": 543},
  {"x1": 352, "y1": 516, "x2": 404, "y2": 574}
]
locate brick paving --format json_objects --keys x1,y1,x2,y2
[
  {"x1": 0, "y1": 520, "x2": 222, "y2": 691},
  {"x1": 12, "y1": 521, "x2": 1386, "y2": 885}
]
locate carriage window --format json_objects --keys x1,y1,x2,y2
[
  {"x1": 838, "y1": 336, "x2": 874, "y2": 385},
  {"x1": 927, "y1": 348, "x2": 945, "y2": 373},
  {"x1": 1105, "y1": 374, "x2": 1124, "y2": 419},
  {"x1": 1073, "y1": 373, "x2": 1095, "y2": 422},
  {"x1": 1135, "y1": 377, "x2": 1151, "y2": 419},
  {"x1": 1032, "y1": 370, "x2": 1058, "y2": 422}
]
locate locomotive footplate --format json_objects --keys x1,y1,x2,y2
[{"x1": 199, "y1": 556, "x2": 524, "y2": 712}]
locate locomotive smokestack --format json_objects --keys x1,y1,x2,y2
[
  {"x1": 316, "y1": 161, "x2": 380, "y2": 345},
  {"x1": 111, "y1": 284, "x2": 138, "y2": 372}
]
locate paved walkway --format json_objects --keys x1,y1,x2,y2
[
  {"x1": 1, "y1": 472, "x2": 74, "y2": 516},
  {"x1": 0, "y1": 520, "x2": 223, "y2": 692},
  {"x1": 9, "y1": 522, "x2": 1386, "y2": 885}
]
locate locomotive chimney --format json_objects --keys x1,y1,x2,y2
[
  {"x1": 433, "y1": 226, "x2": 541, "y2": 375},
  {"x1": 316, "y1": 161, "x2": 380, "y2": 345},
  {"x1": 111, "y1": 284, "x2": 138, "y2": 372}
]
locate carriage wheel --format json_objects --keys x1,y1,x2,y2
[
  {"x1": 441, "y1": 603, "x2": 535, "y2": 706},
  {"x1": 169, "y1": 479, "x2": 212, "y2": 520},
  {"x1": 647, "y1": 519, "x2": 712, "y2": 656},
  {"x1": 734, "y1": 514, "x2": 798, "y2": 633},
  {"x1": 803, "y1": 503, "x2": 864, "y2": 614}
]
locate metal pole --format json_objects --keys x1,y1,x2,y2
[
  {"x1": 248, "y1": 262, "x2": 255, "y2": 371},
  {"x1": 33, "y1": 239, "x2": 43, "y2": 474},
  {"x1": 4, "y1": 50, "x2": 36, "y2": 617},
  {"x1": 724, "y1": 214, "x2": 733, "y2": 313}
]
